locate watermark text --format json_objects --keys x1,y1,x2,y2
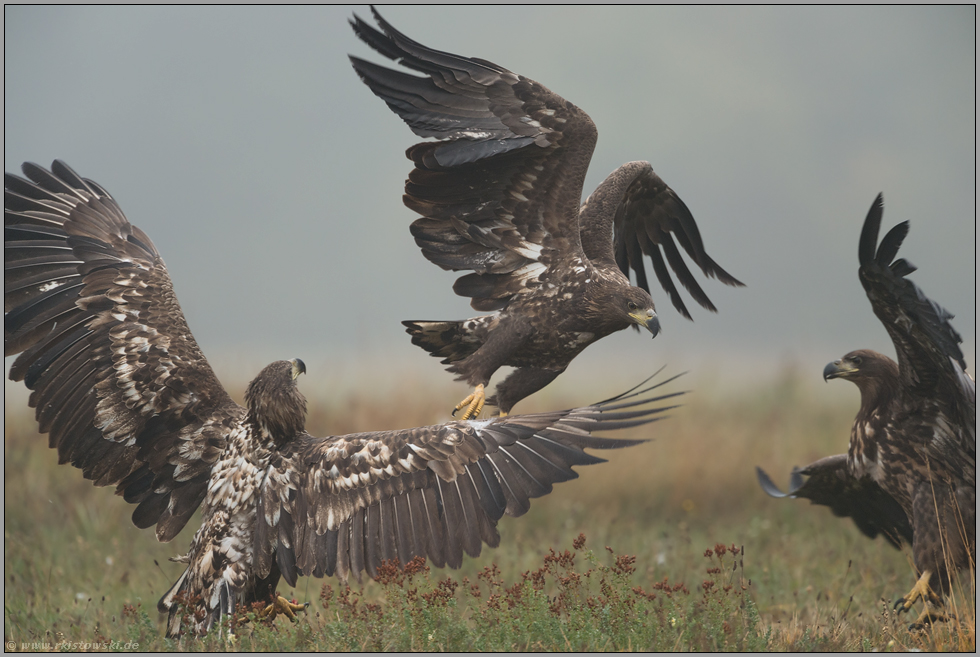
[{"x1": 5, "y1": 640, "x2": 140, "y2": 652}]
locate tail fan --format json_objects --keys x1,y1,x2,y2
[{"x1": 403, "y1": 319, "x2": 483, "y2": 364}]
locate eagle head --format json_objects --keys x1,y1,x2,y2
[
  {"x1": 622, "y1": 287, "x2": 660, "y2": 338},
  {"x1": 823, "y1": 349, "x2": 900, "y2": 412},
  {"x1": 823, "y1": 350, "x2": 898, "y2": 382},
  {"x1": 245, "y1": 358, "x2": 308, "y2": 444}
]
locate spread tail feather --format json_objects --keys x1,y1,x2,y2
[
  {"x1": 158, "y1": 567, "x2": 189, "y2": 613},
  {"x1": 403, "y1": 320, "x2": 483, "y2": 365},
  {"x1": 158, "y1": 567, "x2": 190, "y2": 638},
  {"x1": 159, "y1": 570, "x2": 236, "y2": 638}
]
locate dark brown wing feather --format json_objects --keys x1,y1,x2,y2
[
  {"x1": 857, "y1": 194, "x2": 975, "y2": 448},
  {"x1": 581, "y1": 162, "x2": 743, "y2": 320},
  {"x1": 5, "y1": 160, "x2": 242, "y2": 541},
  {"x1": 350, "y1": 8, "x2": 597, "y2": 311},
  {"x1": 257, "y1": 375, "x2": 685, "y2": 583},
  {"x1": 756, "y1": 456, "x2": 913, "y2": 548}
]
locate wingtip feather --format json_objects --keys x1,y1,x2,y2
[
  {"x1": 858, "y1": 193, "x2": 884, "y2": 266},
  {"x1": 756, "y1": 466, "x2": 792, "y2": 498}
]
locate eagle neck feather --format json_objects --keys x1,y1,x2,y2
[
  {"x1": 848, "y1": 360, "x2": 901, "y2": 478},
  {"x1": 852, "y1": 363, "x2": 902, "y2": 424},
  {"x1": 243, "y1": 362, "x2": 307, "y2": 448}
]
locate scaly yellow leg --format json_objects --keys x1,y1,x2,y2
[
  {"x1": 259, "y1": 595, "x2": 309, "y2": 622},
  {"x1": 894, "y1": 570, "x2": 947, "y2": 626},
  {"x1": 453, "y1": 384, "x2": 485, "y2": 420}
]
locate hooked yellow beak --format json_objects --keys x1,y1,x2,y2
[
  {"x1": 823, "y1": 358, "x2": 857, "y2": 381},
  {"x1": 630, "y1": 309, "x2": 660, "y2": 338},
  {"x1": 290, "y1": 358, "x2": 307, "y2": 380}
]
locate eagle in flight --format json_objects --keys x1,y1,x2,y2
[
  {"x1": 5, "y1": 161, "x2": 683, "y2": 637},
  {"x1": 757, "y1": 195, "x2": 975, "y2": 626},
  {"x1": 350, "y1": 8, "x2": 742, "y2": 420}
]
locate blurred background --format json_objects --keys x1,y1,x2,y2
[{"x1": 5, "y1": 5, "x2": 975, "y2": 402}]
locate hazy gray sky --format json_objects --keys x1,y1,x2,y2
[{"x1": 4, "y1": 5, "x2": 975, "y2": 394}]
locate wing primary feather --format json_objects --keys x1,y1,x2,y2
[
  {"x1": 311, "y1": 528, "x2": 330, "y2": 579},
  {"x1": 25, "y1": 323, "x2": 93, "y2": 404},
  {"x1": 418, "y1": 487, "x2": 446, "y2": 568},
  {"x1": 468, "y1": 460, "x2": 507, "y2": 520},
  {"x1": 658, "y1": 234, "x2": 717, "y2": 312},
  {"x1": 50, "y1": 160, "x2": 100, "y2": 197},
  {"x1": 277, "y1": 536, "x2": 298, "y2": 588},
  {"x1": 858, "y1": 193, "x2": 885, "y2": 266},
  {"x1": 21, "y1": 162, "x2": 90, "y2": 201},
  {"x1": 494, "y1": 446, "x2": 546, "y2": 498},
  {"x1": 452, "y1": 476, "x2": 483, "y2": 557},
  {"x1": 322, "y1": 529, "x2": 339, "y2": 578},
  {"x1": 336, "y1": 519, "x2": 352, "y2": 582},
  {"x1": 378, "y1": 497, "x2": 398, "y2": 564},
  {"x1": 406, "y1": 488, "x2": 430, "y2": 560},
  {"x1": 393, "y1": 493, "x2": 416, "y2": 567},
  {"x1": 874, "y1": 221, "x2": 909, "y2": 266},
  {"x1": 365, "y1": 504, "x2": 381, "y2": 578},
  {"x1": 349, "y1": 510, "x2": 365, "y2": 580},
  {"x1": 434, "y1": 476, "x2": 465, "y2": 568}
]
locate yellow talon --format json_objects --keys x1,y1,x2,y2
[
  {"x1": 453, "y1": 384, "x2": 486, "y2": 420},
  {"x1": 260, "y1": 595, "x2": 309, "y2": 622},
  {"x1": 909, "y1": 605, "x2": 950, "y2": 627},
  {"x1": 894, "y1": 570, "x2": 947, "y2": 626},
  {"x1": 894, "y1": 570, "x2": 938, "y2": 612}
]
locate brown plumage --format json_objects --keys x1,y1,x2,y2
[
  {"x1": 757, "y1": 194, "x2": 975, "y2": 624},
  {"x1": 6, "y1": 161, "x2": 684, "y2": 637},
  {"x1": 350, "y1": 8, "x2": 742, "y2": 417},
  {"x1": 245, "y1": 359, "x2": 308, "y2": 447},
  {"x1": 159, "y1": 358, "x2": 308, "y2": 637}
]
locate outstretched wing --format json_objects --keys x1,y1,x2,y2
[
  {"x1": 581, "y1": 162, "x2": 743, "y2": 320},
  {"x1": 857, "y1": 194, "x2": 975, "y2": 436},
  {"x1": 756, "y1": 455, "x2": 913, "y2": 548},
  {"x1": 350, "y1": 8, "x2": 598, "y2": 311},
  {"x1": 5, "y1": 160, "x2": 242, "y2": 541},
  {"x1": 256, "y1": 375, "x2": 685, "y2": 584}
]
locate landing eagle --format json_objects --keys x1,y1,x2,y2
[
  {"x1": 5, "y1": 161, "x2": 683, "y2": 637},
  {"x1": 757, "y1": 195, "x2": 975, "y2": 625},
  {"x1": 350, "y1": 8, "x2": 742, "y2": 419}
]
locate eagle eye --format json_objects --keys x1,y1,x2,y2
[
  {"x1": 852, "y1": 355, "x2": 863, "y2": 365},
  {"x1": 627, "y1": 301, "x2": 638, "y2": 311}
]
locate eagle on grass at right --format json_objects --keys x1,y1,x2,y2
[{"x1": 757, "y1": 194, "x2": 975, "y2": 626}]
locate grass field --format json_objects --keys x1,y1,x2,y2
[{"x1": 3, "y1": 367, "x2": 974, "y2": 651}]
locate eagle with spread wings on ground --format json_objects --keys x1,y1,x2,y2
[
  {"x1": 5, "y1": 160, "x2": 683, "y2": 637},
  {"x1": 756, "y1": 195, "x2": 975, "y2": 626},
  {"x1": 350, "y1": 8, "x2": 742, "y2": 420}
]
